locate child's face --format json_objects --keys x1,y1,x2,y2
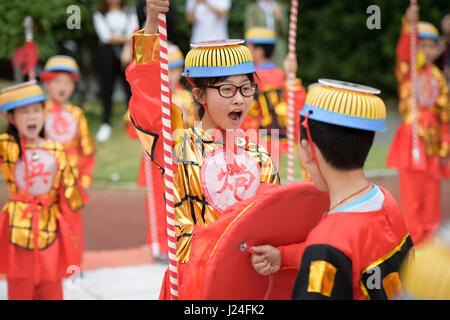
[
  {"x1": 11, "y1": 102, "x2": 45, "y2": 141},
  {"x1": 419, "y1": 38, "x2": 438, "y2": 65},
  {"x1": 45, "y1": 72, "x2": 75, "y2": 105},
  {"x1": 195, "y1": 75, "x2": 254, "y2": 130}
]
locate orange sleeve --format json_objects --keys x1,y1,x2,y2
[
  {"x1": 126, "y1": 31, "x2": 165, "y2": 168},
  {"x1": 126, "y1": 31, "x2": 184, "y2": 169}
]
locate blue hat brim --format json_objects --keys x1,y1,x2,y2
[
  {"x1": 44, "y1": 65, "x2": 80, "y2": 74},
  {"x1": 182, "y1": 62, "x2": 257, "y2": 78},
  {"x1": 299, "y1": 104, "x2": 387, "y2": 132},
  {"x1": 1, "y1": 94, "x2": 46, "y2": 112},
  {"x1": 245, "y1": 38, "x2": 276, "y2": 45},
  {"x1": 169, "y1": 59, "x2": 185, "y2": 70},
  {"x1": 418, "y1": 32, "x2": 439, "y2": 40}
]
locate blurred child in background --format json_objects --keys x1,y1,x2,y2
[
  {"x1": 40, "y1": 55, "x2": 96, "y2": 265},
  {"x1": 0, "y1": 81, "x2": 84, "y2": 299}
]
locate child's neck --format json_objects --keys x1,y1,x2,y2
[
  {"x1": 51, "y1": 99, "x2": 67, "y2": 107},
  {"x1": 21, "y1": 136, "x2": 45, "y2": 146},
  {"x1": 325, "y1": 168, "x2": 372, "y2": 212}
]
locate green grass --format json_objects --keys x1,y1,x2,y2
[{"x1": 83, "y1": 100, "x2": 142, "y2": 184}]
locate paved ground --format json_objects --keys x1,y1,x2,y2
[{"x1": 0, "y1": 174, "x2": 449, "y2": 300}]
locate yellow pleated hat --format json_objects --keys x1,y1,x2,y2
[
  {"x1": 418, "y1": 21, "x2": 439, "y2": 40},
  {"x1": 0, "y1": 80, "x2": 46, "y2": 112},
  {"x1": 299, "y1": 79, "x2": 387, "y2": 131},
  {"x1": 168, "y1": 43, "x2": 184, "y2": 69},
  {"x1": 401, "y1": 240, "x2": 450, "y2": 299},
  {"x1": 182, "y1": 39, "x2": 257, "y2": 78},
  {"x1": 40, "y1": 55, "x2": 81, "y2": 81},
  {"x1": 245, "y1": 27, "x2": 277, "y2": 45}
]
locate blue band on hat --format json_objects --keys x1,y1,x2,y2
[
  {"x1": 245, "y1": 38, "x2": 276, "y2": 45},
  {"x1": 44, "y1": 65, "x2": 80, "y2": 74},
  {"x1": 299, "y1": 104, "x2": 387, "y2": 132},
  {"x1": 169, "y1": 59, "x2": 185, "y2": 70},
  {"x1": 1, "y1": 94, "x2": 46, "y2": 112},
  {"x1": 418, "y1": 32, "x2": 439, "y2": 40},
  {"x1": 182, "y1": 62, "x2": 257, "y2": 78}
]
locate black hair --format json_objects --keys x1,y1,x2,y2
[
  {"x1": 299, "y1": 115, "x2": 375, "y2": 170},
  {"x1": 190, "y1": 73, "x2": 256, "y2": 119},
  {"x1": 254, "y1": 43, "x2": 275, "y2": 60},
  {"x1": 5, "y1": 104, "x2": 45, "y2": 158}
]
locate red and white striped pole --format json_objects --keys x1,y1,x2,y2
[
  {"x1": 286, "y1": 0, "x2": 299, "y2": 183},
  {"x1": 158, "y1": 13, "x2": 178, "y2": 300},
  {"x1": 410, "y1": 0, "x2": 420, "y2": 164},
  {"x1": 144, "y1": 153, "x2": 160, "y2": 258}
]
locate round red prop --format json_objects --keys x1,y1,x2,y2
[{"x1": 179, "y1": 182, "x2": 329, "y2": 299}]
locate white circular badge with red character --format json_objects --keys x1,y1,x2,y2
[
  {"x1": 14, "y1": 149, "x2": 58, "y2": 196},
  {"x1": 416, "y1": 74, "x2": 440, "y2": 108},
  {"x1": 201, "y1": 148, "x2": 261, "y2": 214},
  {"x1": 45, "y1": 110, "x2": 78, "y2": 143}
]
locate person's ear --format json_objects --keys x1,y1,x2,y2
[
  {"x1": 192, "y1": 87, "x2": 206, "y2": 104},
  {"x1": 298, "y1": 138, "x2": 314, "y2": 164}
]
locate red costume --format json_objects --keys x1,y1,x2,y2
[
  {"x1": 386, "y1": 19, "x2": 450, "y2": 244},
  {"x1": 44, "y1": 101, "x2": 95, "y2": 263},
  {"x1": 126, "y1": 32, "x2": 280, "y2": 299},
  {"x1": 291, "y1": 186, "x2": 413, "y2": 299},
  {"x1": 0, "y1": 135, "x2": 84, "y2": 299}
]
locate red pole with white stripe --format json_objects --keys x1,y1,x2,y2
[
  {"x1": 158, "y1": 13, "x2": 178, "y2": 300},
  {"x1": 286, "y1": 0, "x2": 299, "y2": 183},
  {"x1": 410, "y1": 0, "x2": 420, "y2": 165}
]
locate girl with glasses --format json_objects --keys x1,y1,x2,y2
[{"x1": 127, "y1": 0, "x2": 281, "y2": 299}]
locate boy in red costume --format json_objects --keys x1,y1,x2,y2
[
  {"x1": 386, "y1": 3, "x2": 449, "y2": 245},
  {"x1": 250, "y1": 79, "x2": 414, "y2": 299}
]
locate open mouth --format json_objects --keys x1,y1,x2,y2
[
  {"x1": 228, "y1": 110, "x2": 243, "y2": 122},
  {"x1": 27, "y1": 124, "x2": 37, "y2": 132}
]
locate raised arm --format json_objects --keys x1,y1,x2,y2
[{"x1": 126, "y1": 0, "x2": 184, "y2": 169}]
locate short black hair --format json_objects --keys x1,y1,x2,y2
[
  {"x1": 299, "y1": 115, "x2": 375, "y2": 170},
  {"x1": 254, "y1": 43, "x2": 275, "y2": 60},
  {"x1": 190, "y1": 73, "x2": 256, "y2": 120}
]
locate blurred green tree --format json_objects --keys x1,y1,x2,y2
[{"x1": 0, "y1": 0, "x2": 448, "y2": 98}]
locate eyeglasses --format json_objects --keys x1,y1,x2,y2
[{"x1": 206, "y1": 83, "x2": 258, "y2": 98}]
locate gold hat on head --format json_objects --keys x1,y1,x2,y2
[
  {"x1": 168, "y1": 43, "x2": 184, "y2": 69},
  {"x1": 418, "y1": 21, "x2": 439, "y2": 40},
  {"x1": 40, "y1": 55, "x2": 81, "y2": 81},
  {"x1": 0, "y1": 80, "x2": 46, "y2": 112},
  {"x1": 245, "y1": 27, "x2": 277, "y2": 45},
  {"x1": 299, "y1": 79, "x2": 387, "y2": 132},
  {"x1": 182, "y1": 39, "x2": 257, "y2": 78}
]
